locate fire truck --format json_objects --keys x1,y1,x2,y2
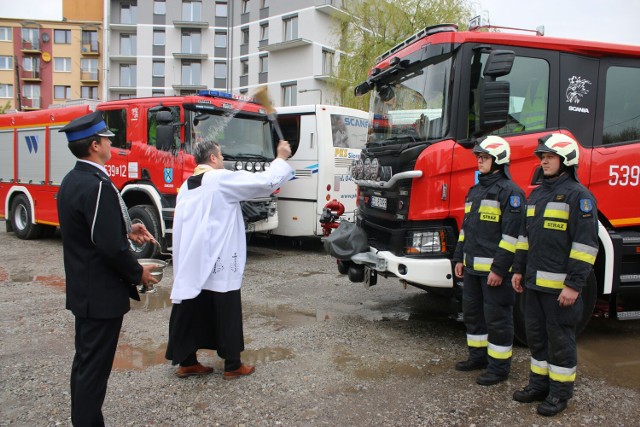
[
  {"x1": 331, "y1": 23, "x2": 640, "y2": 341},
  {"x1": 0, "y1": 90, "x2": 281, "y2": 259}
]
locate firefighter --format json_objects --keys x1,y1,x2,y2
[
  {"x1": 512, "y1": 133, "x2": 599, "y2": 416},
  {"x1": 453, "y1": 135, "x2": 526, "y2": 386}
]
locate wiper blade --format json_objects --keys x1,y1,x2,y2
[{"x1": 235, "y1": 153, "x2": 269, "y2": 160}]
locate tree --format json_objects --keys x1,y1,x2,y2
[
  {"x1": 329, "y1": 0, "x2": 473, "y2": 110},
  {"x1": 0, "y1": 101, "x2": 12, "y2": 114}
]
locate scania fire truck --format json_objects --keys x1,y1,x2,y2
[
  {"x1": 0, "y1": 90, "x2": 281, "y2": 259},
  {"x1": 332, "y1": 23, "x2": 640, "y2": 341}
]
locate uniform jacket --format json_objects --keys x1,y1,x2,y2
[
  {"x1": 513, "y1": 172, "x2": 598, "y2": 294},
  {"x1": 58, "y1": 161, "x2": 142, "y2": 319},
  {"x1": 170, "y1": 158, "x2": 294, "y2": 303},
  {"x1": 453, "y1": 171, "x2": 526, "y2": 277}
]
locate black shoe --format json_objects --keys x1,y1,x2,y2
[
  {"x1": 476, "y1": 372, "x2": 508, "y2": 386},
  {"x1": 537, "y1": 396, "x2": 568, "y2": 417},
  {"x1": 455, "y1": 359, "x2": 488, "y2": 372},
  {"x1": 513, "y1": 385, "x2": 548, "y2": 403}
]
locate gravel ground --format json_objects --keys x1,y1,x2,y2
[{"x1": 1, "y1": 225, "x2": 640, "y2": 426}]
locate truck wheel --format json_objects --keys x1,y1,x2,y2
[
  {"x1": 347, "y1": 264, "x2": 365, "y2": 282},
  {"x1": 128, "y1": 205, "x2": 161, "y2": 259},
  {"x1": 337, "y1": 260, "x2": 352, "y2": 275},
  {"x1": 513, "y1": 270, "x2": 597, "y2": 346},
  {"x1": 10, "y1": 194, "x2": 42, "y2": 240}
]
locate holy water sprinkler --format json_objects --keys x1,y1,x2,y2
[{"x1": 252, "y1": 87, "x2": 285, "y2": 141}]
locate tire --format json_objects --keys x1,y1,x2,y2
[
  {"x1": 10, "y1": 194, "x2": 42, "y2": 240},
  {"x1": 337, "y1": 260, "x2": 351, "y2": 275},
  {"x1": 513, "y1": 270, "x2": 597, "y2": 346},
  {"x1": 347, "y1": 264, "x2": 365, "y2": 282},
  {"x1": 128, "y1": 205, "x2": 161, "y2": 259}
]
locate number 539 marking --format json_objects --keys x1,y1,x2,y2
[{"x1": 609, "y1": 165, "x2": 640, "y2": 186}]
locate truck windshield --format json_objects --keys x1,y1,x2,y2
[
  {"x1": 190, "y1": 112, "x2": 275, "y2": 159},
  {"x1": 369, "y1": 56, "x2": 452, "y2": 144}
]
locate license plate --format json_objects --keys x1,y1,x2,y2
[{"x1": 370, "y1": 196, "x2": 387, "y2": 210}]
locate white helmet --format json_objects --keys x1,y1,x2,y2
[
  {"x1": 534, "y1": 133, "x2": 579, "y2": 167},
  {"x1": 473, "y1": 135, "x2": 511, "y2": 165}
]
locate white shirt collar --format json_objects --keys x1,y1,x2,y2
[{"x1": 78, "y1": 159, "x2": 109, "y2": 177}]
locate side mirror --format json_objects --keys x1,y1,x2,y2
[
  {"x1": 483, "y1": 50, "x2": 515, "y2": 79},
  {"x1": 478, "y1": 80, "x2": 510, "y2": 133},
  {"x1": 354, "y1": 81, "x2": 372, "y2": 97}
]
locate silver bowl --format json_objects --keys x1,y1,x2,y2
[{"x1": 138, "y1": 258, "x2": 167, "y2": 283}]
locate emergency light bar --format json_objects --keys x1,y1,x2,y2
[{"x1": 198, "y1": 90, "x2": 256, "y2": 103}]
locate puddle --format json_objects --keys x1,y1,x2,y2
[
  {"x1": 202, "y1": 347, "x2": 294, "y2": 366},
  {"x1": 333, "y1": 349, "x2": 446, "y2": 380},
  {"x1": 578, "y1": 318, "x2": 640, "y2": 391},
  {"x1": 131, "y1": 286, "x2": 172, "y2": 311},
  {"x1": 113, "y1": 341, "x2": 167, "y2": 371},
  {"x1": 34, "y1": 275, "x2": 66, "y2": 289}
]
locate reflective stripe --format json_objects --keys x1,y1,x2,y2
[
  {"x1": 458, "y1": 229, "x2": 465, "y2": 243},
  {"x1": 465, "y1": 202, "x2": 472, "y2": 214},
  {"x1": 570, "y1": 242, "x2": 598, "y2": 265},
  {"x1": 473, "y1": 257, "x2": 493, "y2": 272},
  {"x1": 516, "y1": 235, "x2": 529, "y2": 251},
  {"x1": 498, "y1": 234, "x2": 517, "y2": 253},
  {"x1": 530, "y1": 357, "x2": 549, "y2": 376},
  {"x1": 487, "y1": 342, "x2": 512, "y2": 360},
  {"x1": 544, "y1": 202, "x2": 570, "y2": 220},
  {"x1": 467, "y1": 333, "x2": 488, "y2": 348},
  {"x1": 536, "y1": 270, "x2": 567, "y2": 289},
  {"x1": 526, "y1": 205, "x2": 536, "y2": 217},
  {"x1": 549, "y1": 364, "x2": 576, "y2": 382},
  {"x1": 478, "y1": 199, "x2": 501, "y2": 216}
]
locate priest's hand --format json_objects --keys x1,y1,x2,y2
[
  {"x1": 140, "y1": 265, "x2": 159, "y2": 287},
  {"x1": 276, "y1": 140, "x2": 291, "y2": 160},
  {"x1": 128, "y1": 223, "x2": 155, "y2": 246}
]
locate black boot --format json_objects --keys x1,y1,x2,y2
[
  {"x1": 476, "y1": 371, "x2": 508, "y2": 386},
  {"x1": 537, "y1": 396, "x2": 568, "y2": 416},
  {"x1": 455, "y1": 359, "x2": 488, "y2": 371},
  {"x1": 513, "y1": 385, "x2": 548, "y2": 403}
]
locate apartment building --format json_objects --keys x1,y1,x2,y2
[
  {"x1": 106, "y1": 0, "x2": 347, "y2": 106},
  {"x1": 0, "y1": 0, "x2": 103, "y2": 111}
]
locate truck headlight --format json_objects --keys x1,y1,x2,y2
[{"x1": 405, "y1": 230, "x2": 444, "y2": 254}]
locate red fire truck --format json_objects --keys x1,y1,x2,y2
[
  {"x1": 332, "y1": 23, "x2": 640, "y2": 340},
  {"x1": 0, "y1": 90, "x2": 281, "y2": 259}
]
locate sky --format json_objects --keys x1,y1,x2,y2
[
  {"x1": 474, "y1": 0, "x2": 640, "y2": 45},
  {"x1": 1, "y1": 0, "x2": 638, "y2": 46}
]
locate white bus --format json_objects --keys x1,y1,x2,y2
[{"x1": 270, "y1": 105, "x2": 369, "y2": 238}]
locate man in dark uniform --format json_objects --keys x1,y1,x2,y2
[
  {"x1": 58, "y1": 111, "x2": 157, "y2": 426},
  {"x1": 512, "y1": 133, "x2": 599, "y2": 417},
  {"x1": 453, "y1": 136, "x2": 526, "y2": 386}
]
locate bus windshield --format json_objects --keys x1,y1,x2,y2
[{"x1": 369, "y1": 55, "x2": 452, "y2": 144}]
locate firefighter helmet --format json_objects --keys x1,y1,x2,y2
[
  {"x1": 472, "y1": 135, "x2": 511, "y2": 165},
  {"x1": 534, "y1": 133, "x2": 580, "y2": 167}
]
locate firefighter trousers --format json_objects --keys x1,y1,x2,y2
[
  {"x1": 524, "y1": 289, "x2": 582, "y2": 400},
  {"x1": 462, "y1": 272, "x2": 515, "y2": 376}
]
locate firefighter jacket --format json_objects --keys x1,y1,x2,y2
[
  {"x1": 513, "y1": 172, "x2": 598, "y2": 294},
  {"x1": 453, "y1": 171, "x2": 526, "y2": 278}
]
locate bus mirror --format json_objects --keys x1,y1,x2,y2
[
  {"x1": 483, "y1": 50, "x2": 515, "y2": 79},
  {"x1": 478, "y1": 80, "x2": 510, "y2": 133}
]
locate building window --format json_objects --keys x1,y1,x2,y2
[
  {"x1": 120, "y1": 1, "x2": 138, "y2": 24},
  {"x1": 283, "y1": 16, "x2": 298, "y2": 41},
  {"x1": 282, "y1": 83, "x2": 297, "y2": 106},
  {"x1": 259, "y1": 55, "x2": 268, "y2": 73},
  {"x1": 82, "y1": 31, "x2": 98, "y2": 52},
  {"x1": 81, "y1": 58, "x2": 99, "y2": 79},
  {"x1": 21, "y1": 28, "x2": 40, "y2": 50},
  {"x1": 22, "y1": 84, "x2": 41, "y2": 106},
  {"x1": 181, "y1": 31, "x2": 201, "y2": 54},
  {"x1": 54, "y1": 85, "x2": 72, "y2": 100},
  {"x1": 241, "y1": 28, "x2": 249, "y2": 45},
  {"x1": 0, "y1": 83, "x2": 13, "y2": 98},
  {"x1": 120, "y1": 64, "x2": 137, "y2": 87},
  {"x1": 262, "y1": 0, "x2": 269, "y2": 7},
  {"x1": 152, "y1": 61, "x2": 165, "y2": 77},
  {"x1": 215, "y1": 32, "x2": 227, "y2": 48},
  {"x1": 215, "y1": 1, "x2": 228, "y2": 17},
  {"x1": 260, "y1": 24, "x2": 268, "y2": 41},
  {"x1": 322, "y1": 50, "x2": 334, "y2": 75},
  {"x1": 154, "y1": 0, "x2": 166, "y2": 15},
  {"x1": 240, "y1": 59, "x2": 248, "y2": 76},
  {"x1": 0, "y1": 56, "x2": 12, "y2": 70},
  {"x1": 153, "y1": 30, "x2": 165, "y2": 46},
  {"x1": 241, "y1": 0, "x2": 249, "y2": 13},
  {"x1": 53, "y1": 57, "x2": 71, "y2": 72},
  {"x1": 182, "y1": 0, "x2": 202, "y2": 21},
  {"x1": 54, "y1": 29, "x2": 71, "y2": 44},
  {"x1": 181, "y1": 61, "x2": 201, "y2": 85},
  {"x1": 120, "y1": 34, "x2": 137, "y2": 55},
  {"x1": 152, "y1": 90, "x2": 165, "y2": 97},
  {"x1": 81, "y1": 86, "x2": 98, "y2": 99},
  {"x1": 0, "y1": 27, "x2": 12, "y2": 41},
  {"x1": 214, "y1": 62, "x2": 227, "y2": 79},
  {"x1": 119, "y1": 94, "x2": 134, "y2": 100}
]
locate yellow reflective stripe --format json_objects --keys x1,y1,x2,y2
[
  {"x1": 549, "y1": 364, "x2": 576, "y2": 382},
  {"x1": 458, "y1": 229, "x2": 465, "y2": 242},
  {"x1": 478, "y1": 206, "x2": 502, "y2": 215},
  {"x1": 570, "y1": 242, "x2": 598, "y2": 265},
  {"x1": 465, "y1": 202, "x2": 472, "y2": 214},
  {"x1": 530, "y1": 358, "x2": 548, "y2": 376},
  {"x1": 467, "y1": 334, "x2": 488, "y2": 348},
  {"x1": 544, "y1": 202, "x2": 570, "y2": 220},
  {"x1": 536, "y1": 270, "x2": 566, "y2": 289},
  {"x1": 499, "y1": 234, "x2": 517, "y2": 253},
  {"x1": 526, "y1": 205, "x2": 536, "y2": 217},
  {"x1": 473, "y1": 257, "x2": 493, "y2": 272},
  {"x1": 488, "y1": 343, "x2": 512, "y2": 360}
]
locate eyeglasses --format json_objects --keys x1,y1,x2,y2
[{"x1": 475, "y1": 154, "x2": 491, "y2": 162}]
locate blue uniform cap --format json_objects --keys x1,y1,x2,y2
[{"x1": 59, "y1": 111, "x2": 115, "y2": 143}]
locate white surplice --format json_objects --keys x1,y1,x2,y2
[{"x1": 170, "y1": 158, "x2": 293, "y2": 303}]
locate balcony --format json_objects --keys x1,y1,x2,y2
[
  {"x1": 172, "y1": 52, "x2": 208, "y2": 60},
  {"x1": 81, "y1": 42, "x2": 100, "y2": 56},
  {"x1": 172, "y1": 83, "x2": 206, "y2": 91},
  {"x1": 110, "y1": 22, "x2": 137, "y2": 32},
  {"x1": 81, "y1": 71, "x2": 99, "y2": 83},
  {"x1": 21, "y1": 69, "x2": 41, "y2": 81},
  {"x1": 110, "y1": 53, "x2": 138, "y2": 63},
  {"x1": 21, "y1": 40, "x2": 41, "y2": 53},
  {"x1": 315, "y1": 0, "x2": 348, "y2": 18},
  {"x1": 22, "y1": 97, "x2": 41, "y2": 110},
  {"x1": 173, "y1": 20, "x2": 209, "y2": 29},
  {"x1": 258, "y1": 38, "x2": 312, "y2": 53}
]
